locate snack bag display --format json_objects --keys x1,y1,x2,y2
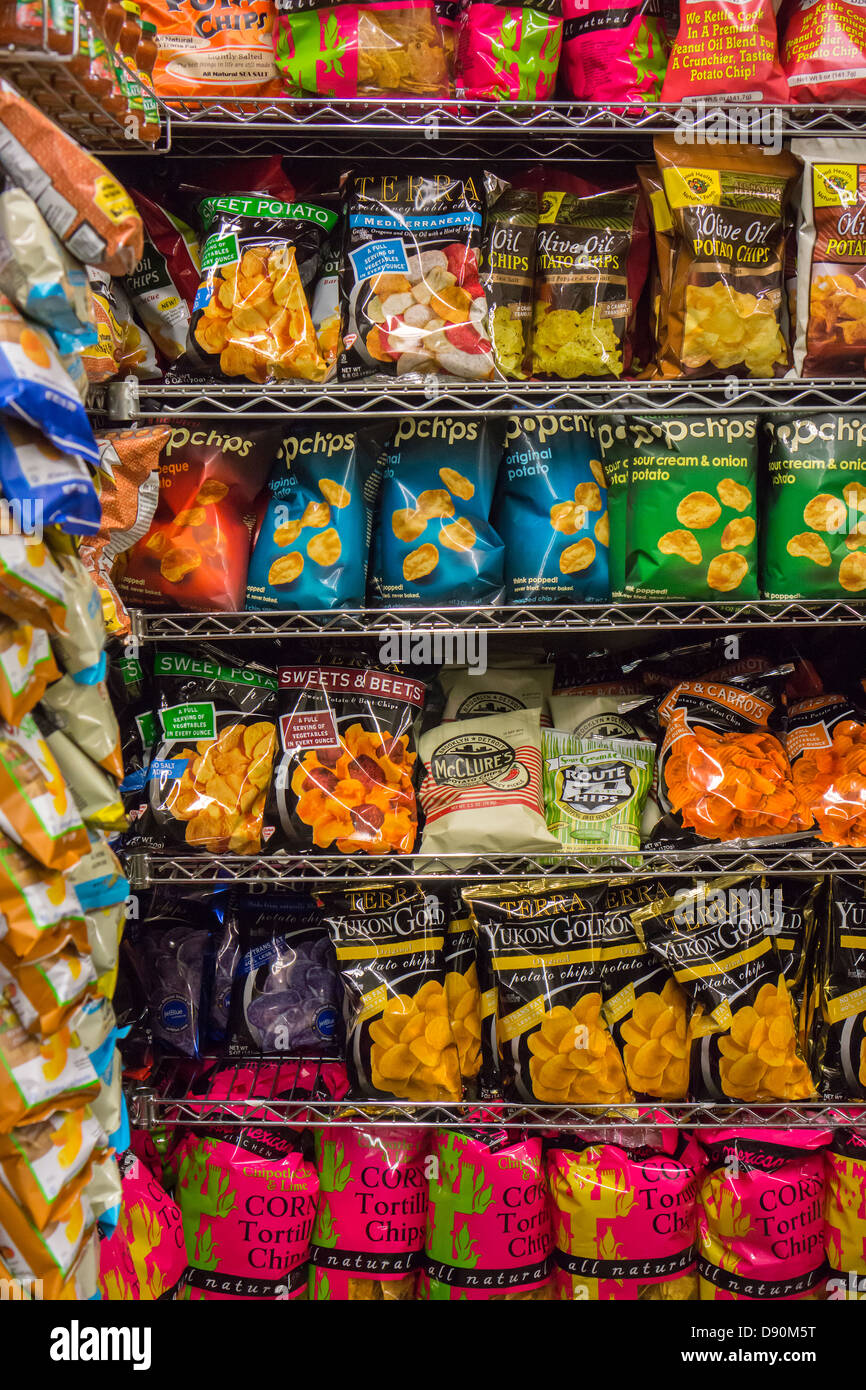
[
  {"x1": 270, "y1": 663, "x2": 423, "y2": 856},
  {"x1": 119, "y1": 421, "x2": 281, "y2": 613},
  {"x1": 176, "y1": 1128, "x2": 319, "y2": 1301},
  {"x1": 319, "y1": 883, "x2": 461, "y2": 1102},
  {"x1": 0, "y1": 620, "x2": 56, "y2": 727},
  {"x1": 0, "y1": 1177, "x2": 96, "y2": 1299},
  {"x1": 419, "y1": 1129, "x2": 553, "y2": 1300},
  {"x1": 792, "y1": 143, "x2": 866, "y2": 376},
  {"x1": 0, "y1": 833, "x2": 87, "y2": 963},
  {"x1": 0, "y1": 942, "x2": 97, "y2": 1037},
  {"x1": 815, "y1": 874, "x2": 866, "y2": 1101},
  {"x1": 0, "y1": 713, "x2": 88, "y2": 870},
  {"x1": 144, "y1": 648, "x2": 277, "y2": 856},
  {"x1": 0, "y1": 537, "x2": 68, "y2": 637},
  {"x1": 466, "y1": 879, "x2": 632, "y2": 1104},
  {"x1": 547, "y1": 1133, "x2": 702, "y2": 1300},
  {"x1": 82, "y1": 425, "x2": 165, "y2": 636},
  {"x1": 444, "y1": 902, "x2": 482, "y2": 1090},
  {"x1": 637, "y1": 878, "x2": 815, "y2": 1103},
  {"x1": 493, "y1": 415, "x2": 610, "y2": 603},
  {"x1": 661, "y1": 0, "x2": 788, "y2": 102},
  {"x1": 0, "y1": 1001, "x2": 99, "y2": 1133},
  {"x1": 128, "y1": 893, "x2": 210, "y2": 1059},
  {"x1": 125, "y1": 193, "x2": 201, "y2": 363},
  {"x1": 653, "y1": 138, "x2": 798, "y2": 380},
  {"x1": 0, "y1": 185, "x2": 94, "y2": 344},
  {"x1": 453, "y1": 0, "x2": 563, "y2": 99},
  {"x1": 370, "y1": 417, "x2": 505, "y2": 606},
  {"x1": 273, "y1": 0, "x2": 449, "y2": 97},
  {"x1": 560, "y1": 0, "x2": 670, "y2": 104},
  {"x1": 482, "y1": 180, "x2": 538, "y2": 380},
  {"x1": 99, "y1": 1148, "x2": 187, "y2": 1301},
  {"x1": 246, "y1": 424, "x2": 385, "y2": 611},
  {"x1": 339, "y1": 171, "x2": 493, "y2": 382},
  {"x1": 782, "y1": 0, "x2": 866, "y2": 102},
  {"x1": 140, "y1": 0, "x2": 282, "y2": 99},
  {"x1": 81, "y1": 269, "x2": 124, "y2": 386},
  {"x1": 0, "y1": 295, "x2": 99, "y2": 466},
  {"x1": 309, "y1": 1126, "x2": 428, "y2": 1300},
  {"x1": 825, "y1": 1129, "x2": 866, "y2": 1293},
  {"x1": 0, "y1": 421, "x2": 99, "y2": 537},
  {"x1": 542, "y1": 729, "x2": 653, "y2": 863},
  {"x1": 532, "y1": 179, "x2": 649, "y2": 380},
  {"x1": 696, "y1": 1130, "x2": 829, "y2": 1301},
  {"x1": 787, "y1": 694, "x2": 866, "y2": 845},
  {"x1": 417, "y1": 708, "x2": 558, "y2": 858},
  {"x1": 440, "y1": 665, "x2": 554, "y2": 723},
  {"x1": 189, "y1": 193, "x2": 336, "y2": 384},
  {"x1": 0, "y1": 1106, "x2": 103, "y2": 1232}
]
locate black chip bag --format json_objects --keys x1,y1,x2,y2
[
  {"x1": 443, "y1": 895, "x2": 482, "y2": 1093},
  {"x1": 482, "y1": 177, "x2": 539, "y2": 380},
  {"x1": 815, "y1": 873, "x2": 866, "y2": 1101}
]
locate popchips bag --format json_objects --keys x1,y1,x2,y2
[
  {"x1": 454, "y1": 0, "x2": 563, "y2": 99},
  {"x1": 792, "y1": 142, "x2": 866, "y2": 377},
  {"x1": 494, "y1": 415, "x2": 610, "y2": 603},
  {"x1": 815, "y1": 874, "x2": 866, "y2": 1101},
  {"x1": 371, "y1": 417, "x2": 505, "y2": 606},
  {"x1": 274, "y1": 0, "x2": 449, "y2": 97}
]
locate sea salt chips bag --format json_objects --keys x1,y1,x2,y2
[
  {"x1": 661, "y1": 0, "x2": 788, "y2": 102},
  {"x1": 653, "y1": 137, "x2": 798, "y2": 380},
  {"x1": 274, "y1": 0, "x2": 448, "y2": 97},
  {"x1": 546, "y1": 1133, "x2": 702, "y2": 1300},
  {"x1": 145, "y1": 647, "x2": 278, "y2": 856},
  {"x1": 637, "y1": 878, "x2": 814, "y2": 1103},
  {"x1": 814, "y1": 874, "x2": 866, "y2": 1101},
  {"x1": 454, "y1": 0, "x2": 563, "y2": 99},
  {"x1": 825, "y1": 1129, "x2": 866, "y2": 1295},
  {"x1": 419, "y1": 1128, "x2": 553, "y2": 1300},
  {"x1": 309, "y1": 1126, "x2": 428, "y2": 1300},
  {"x1": 466, "y1": 880, "x2": 632, "y2": 1105},
  {"x1": 542, "y1": 728, "x2": 653, "y2": 864},
  {"x1": 269, "y1": 663, "x2": 423, "y2": 856},
  {"x1": 140, "y1": 0, "x2": 282, "y2": 100},
  {"x1": 189, "y1": 193, "x2": 336, "y2": 384},
  {"x1": 318, "y1": 883, "x2": 461, "y2": 1103}
]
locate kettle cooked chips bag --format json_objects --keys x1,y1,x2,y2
[
  {"x1": 782, "y1": 0, "x2": 866, "y2": 103},
  {"x1": 440, "y1": 665, "x2": 553, "y2": 723},
  {"x1": 661, "y1": 0, "x2": 788, "y2": 102},
  {"x1": 542, "y1": 728, "x2": 654, "y2": 863},
  {"x1": 454, "y1": 0, "x2": 563, "y2": 99},
  {"x1": 792, "y1": 141, "x2": 866, "y2": 377}
]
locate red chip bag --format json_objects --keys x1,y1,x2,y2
[
  {"x1": 781, "y1": 0, "x2": 866, "y2": 102},
  {"x1": 661, "y1": 0, "x2": 788, "y2": 103},
  {"x1": 117, "y1": 422, "x2": 283, "y2": 613}
]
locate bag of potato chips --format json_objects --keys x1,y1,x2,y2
[
  {"x1": 814, "y1": 874, "x2": 866, "y2": 1101},
  {"x1": 140, "y1": 0, "x2": 282, "y2": 100},
  {"x1": 319, "y1": 883, "x2": 461, "y2": 1102},
  {"x1": 0, "y1": 1000, "x2": 99, "y2": 1133},
  {"x1": 274, "y1": 0, "x2": 449, "y2": 97},
  {"x1": 661, "y1": 0, "x2": 788, "y2": 102},
  {"x1": 782, "y1": 0, "x2": 866, "y2": 102},
  {"x1": 792, "y1": 141, "x2": 866, "y2": 378},
  {"x1": 652, "y1": 137, "x2": 798, "y2": 380},
  {"x1": 82, "y1": 426, "x2": 166, "y2": 637},
  {"x1": 440, "y1": 665, "x2": 554, "y2": 723},
  {"x1": 0, "y1": 1178, "x2": 97, "y2": 1299},
  {"x1": 482, "y1": 179, "x2": 539, "y2": 380},
  {"x1": 0, "y1": 620, "x2": 57, "y2": 727},
  {"x1": 542, "y1": 728, "x2": 654, "y2": 863},
  {"x1": 825, "y1": 1129, "x2": 866, "y2": 1294},
  {"x1": 270, "y1": 662, "x2": 424, "y2": 856},
  {"x1": 0, "y1": 941, "x2": 96, "y2": 1037},
  {"x1": 0, "y1": 833, "x2": 87, "y2": 963},
  {"x1": 189, "y1": 193, "x2": 335, "y2": 384},
  {"x1": 560, "y1": 0, "x2": 671, "y2": 104},
  {"x1": 444, "y1": 900, "x2": 483, "y2": 1092},
  {"x1": 0, "y1": 1106, "x2": 103, "y2": 1232},
  {"x1": 144, "y1": 647, "x2": 278, "y2": 857},
  {"x1": 0, "y1": 713, "x2": 88, "y2": 871}
]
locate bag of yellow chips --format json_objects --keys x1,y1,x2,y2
[
  {"x1": 318, "y1": 882, "x2": 461, "y2": 1102},
  {"x1": 0, "y1": 833, "x2": 88, "y2": 964},
  {"x1": 652, "y1": 136, "x2": 799, "y2": 380},
  {"x1": 814, "y1": 873, "x2": 866, "y2": 1101}
]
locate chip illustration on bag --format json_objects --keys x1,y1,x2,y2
[
  {"x1": 482, "y1": 179, "x2": 539, "y2": 379},
  {"x1": 792, "y1": 142, "x2": 866, "y2": 377}
]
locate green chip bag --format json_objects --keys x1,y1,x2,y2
[
  {"x1": 542, "y1": 728, "x2": 654, "y2": 865},
  {"x1": 762, "y1": 415, "x2": 866, "y2": 600}
]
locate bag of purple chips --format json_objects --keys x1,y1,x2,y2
[{"x1": 227, "y1": 893, "x2": 342, "y2": 1055}]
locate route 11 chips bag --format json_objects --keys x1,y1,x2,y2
[{"x1": 542, "y1": 728, "x2": 654, "y2": 863}]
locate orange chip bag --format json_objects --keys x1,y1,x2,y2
[
  {"x1": 0, "y1": 619, "x2": 58, "y2": 726},
  {"x1": 0, "y1": 1174, "x2": 96, "y2": 1296},
  {"x1": 0, "y1": 713, "x2": 89, "y2": 870},
  {"x1": 788, "y1": 693, "x2": 866, "y2": 847},
  {"x1": 0, "y1": 833, "x2": 88, "y2": 963},
  {"x1": 0, "y1": 1107, "x2": 102, "y2": 1232},
  {"x1": 0, "y1": 537, "x2": 68, "y2": 636},
  {"x1": 139, "y1": 0, "x2": 282, "y2": 99},
  {"x1": 661, "y1": 0, "x2": 788, "y2": 102},
  {"x1": 0, "y1": 942, "x2": 97, "y2": 1037},
  {"x1": 0, "y1": 1001, "x2": 99, "y2": 1134}
]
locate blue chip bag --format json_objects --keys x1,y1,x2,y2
[
  {"x1": 493, "y1": 415, "x2": 610, "y2": 603},
  {"x1": 370, "y1": 416, "x2": 506, "y2": 606},
  {"x1": 246, "y1": 424, "x2": 385, "y2": 611},
  {"x1": 0, "y1": 421, "x2": 100, "y2": 535},
  {"x1": 0, "y1": 294, "x2": 99, "y2": 464}
]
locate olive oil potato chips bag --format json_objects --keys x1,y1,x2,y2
[{"x1": 792, "y1": 140, "x2": 866, "y2": 378}]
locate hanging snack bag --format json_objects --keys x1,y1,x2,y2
[
  {"x1": 100, "y1": 1148, "x2": 186, "y2": 1301},
  {"x1": 532, "y1": 178, "x2": 649, "y2": 380},
  {"x1": 661, "y1": 0, "x2": 788, "y2": 102},
  {"x1": 0, "y1": 1000, "x2": 99, "y2": 1133},
  {"x1": 0, "y1": 620, "x2": 57, "y2": 727},
  {"x1": 697, "y1": 1130, "x2": 829, "y2": 1301},
  {"x1": 125, "y1": 193, "x2": 201, "y2": 363},
  {"x1": 118, "y1": 420, "x2": 281, "y2": 614},
  {"x1": 139, "y1": 0, "x2": 282, "y2": 100},
  {"x1": 0, "y1": 1106, "x2": 104, "y2": 1233},
  {"x1": 0, "y1": 185, "x2": 94, "y2": 345},
  {"x1": 0, "y1": 1179, "x2": 96, "y2": 1299},
  {"x1": 825, "y1": 1129, "x2": 866, "y2": 1294},
  {"x1": 440, "y1": 665, "x2": 554, "y2": 723},
  {"x1": 444, "y1": 900, "x2": 483, "y2": 1090},
  {"x1": 417, "y1": 708, "x2": 558, "y2": 858},
  {"x1": 792, "y1": 142, "x2": 866, "y2": 377},
  {"x1": 0, "y1": 294, "x2": 99, "y2": 465},
  {"x1": 339, "y1": 170, "x2": 493, "y2": 383},
  {"x1": 762, "y1": 415, "x2": 866, "y2": 599},
  {"x1": 453, "y1": 0, "x2": 563, "y2": 99},
  {"x1": 482, "y1": 179, "x2": 538, "y2": 380},
  {"x1": 419, "y1": 1128, "x2": 553, "y2": 1300},
  {"x1": 82, "y1": 426, "x2": 166, "y2": 637},
  {"x1": 39, "y1": 672, "x2": 123, "y2": 782},
  {"x1": 370, "y1": 416, "x2": 505, "y2": 606},
  {"x1": 493, "y1": 415, "x2": 610, "y2": 603},
  {"x1": 309, "y1": 1126, "x2": 428, "y2": 1301},
  {"x1": 0, "y1": 833, "x2": 87, "y2": 964},
  {"x1": 0, "y1": 537, "x2": 68, "y2": 636},
  {"x1": 0, "y1": 940, "x2": 96, "y2": 1037},
  {"x1": 273, "y1": 0, "x2": 449, "y2": 97},
  {"x1": 144, "y1": 647, "x2": 278, "y2": 856},
  {"x1": 0, "y1": 713, "x2": 88, "y2": 870},
  {"x1": 560, "y1": 0, "x2": 670, "y2": 104},
  {"x1": 319, "y1": 883, "x2": 461, "y2": 1102},
  {"x1": 637, "y1": 878, "x2": 815, "y2": 1103},
  {"x1": 0, "y1": 421, "x2": 99, "y2": 537},
  {"x1": 542, "y1": 728, "x2": 654, "y2": 863},
  {"x1": 81, "y1": 269, "x2": 123, "y2": 386},
  {"x1": 246, "y1": 423, "x2": 385, "y2": 611},
  {"x1": 653, "y1": 137, "x2": 798, "y2": 380},
  {"x1": 815, "y1": 874, "x2": 866, "y2": 1101},
  {"x1": 466, "y1": 879, "x2": 632, "y2": 1105},
  {"x1": 547, "y1": 1132, "x2": 702, "y2": 1300},
  {"x1": 189, "y1": 192, "x2": 335, "y2": 384},
  {"x1": 270, "y1": 662, "x2": 423, "y2": 856},
  {"x1": 787, "y1": 693, "x2": 866, "y2": 846},
  {"x1": 782, "y1": 0, "x2": 866, "y2": 103}
]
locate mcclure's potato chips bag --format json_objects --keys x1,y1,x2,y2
[
  {"x1": 560, "y1": 0, "x2": 671, "y2": 104},
  {"x1": 318, "y1": 883, "x2": 461, "y2": 1102},
  {"x1": 309, "y1": 1126, "x2": 428, "y2": 1301},
  {"x1": 787, "y1": 693, "x2": 866, "y2": 846},
  {"x1": 546, "y1": 1132, "x2": 703, "y2": 1301},
  {"x1": 189, "y1": 193, "x2": 336, "y2": 383},
  {"x1": 453, "y1": 0, "x2": 563, "y2": 99},
  {"x1": 440, "y1": 665, "x2": 554, "y2": 723},
  {"x1": 661, "y1": 0, "x2": 788, "y2": 102},
  {"x1": 269, "y1": 663, "x2": 424, "y2": 856},
  {"x1": 370, "y1": 416, "x2": 505, "y2": 606},
  {"x1": 637, "y1": 878, "x2": 815, "y2": 1103},
  {"x1": 542, "y1": 728, "x2": 654, "y2": 863},
  {"x1": 793, "y1": 142, "x2": 866, "y2": 376},
  {"x1": 696, "y1": 1130, "x2": 830, "y2": 1301},
  {"x1": 782, "y1": 0, "x2": 866, "y2": 102},
  {"x1": 481, "y1": 180, "x2": 538, "y2": 380},
  {"x1": 652, "y1": 137, "x2": 798, "y2": 380},
  {"x1": 814, "y1": 874, "x2": 866, "y2": 1101},
  {"x1": 466, "y1": 879, "x2": 632, "y2": 1105},
  {"x1": 274, "y1": 0, "x2": 449, "y2": 97},
  {"x1": 493, "y1": 415, "x2": 610, "y2": 604},
  {"x1": 139, "y1": 0, "x2": 282, "y2": 99},
  {"x1": 825, "y1": 1129, "x2": 866, "y2": 1291},
  {"x1": 419, "y1": 1128, "x2": 553, "y2": 1300}
]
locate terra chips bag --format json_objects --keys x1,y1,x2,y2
[
  {"x1": 494, "y1": 414, "x2": 610, "y2": 603},
  {"x1": 815, "y1": 873, "x2": 866, "y2": 1101},
  {"x1": 453, "y1": 0, "x2": 563, "y2": 99},
  {"x1": 273, "y1": 0, "x2": 449, "y2": 97},
  {"x1": 270, "y1": 662, "x2": 424, "y2": 856},
  {"x1": 660, "y1": 0, "x2": 788, "y2": 102}
]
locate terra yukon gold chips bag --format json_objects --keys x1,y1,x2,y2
[
  {"x1": 815, "y1": 874, "x2": 866, "y2": 1101},
  {"x1": 274, "y1": 0, "x2": 449, "y2": 97},
  {"x1": 653, "y1": 136, "x2": 799, "y2": 380},
  {"x1": 792, "y1": 141, "x2": 866, "y2": 377}
]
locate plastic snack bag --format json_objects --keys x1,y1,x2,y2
[
  {"x1": 0, "y1": 833, "x2": 87, "y2": 963},
  {"x1": 0, "y1": 620, "x2": 58, "y2": 727},
  {"x1": 444, "y1": 901, "x2": 482, "y2": 1091},
  {"x1": 482, "y1": 178, "x2": 538, "y2": 381},
  {"x1": 319, "y1": 883, "x2": 461, "y2": 1102},
  {"x1": 0, "y1": 712, "x2": 88, "y2": 870},
  {"x1": 370, "y1": 417, "x2": 505, "y2": 606},
  {"x1": 339, "y1": 170, "x2": 493, "y2": 383},
  {"x1": 547, "y1": 1132, "x2": 702, "y2": 1300},
  {"x1": 140, "y1": 0, "x2": 282, "y2": 100},
  {"x1": 661, "y1": 0, "x2": 788, "y2": 102},
  {"x1": 783, "y1": 0, "x2": 866, "y2": 103},
  {"x1": 124, "y1": 191, "x2": 200, "y2": 364},
  {"x1": 0, "y1": 536, "x2": 68, "y2": 636},
  {"x1": 273, "y1": 0, "x2": 449, "y2": 97},
  {"x1": 0, "y1": 1000, "x2": 99, "y2": 1133},
  {"x1": 309, "y1": 1126, "x2": 428, "y2": 1300},
  {"x1": 787, "y1": 693, "x2": 866, "y2": 845},
  {"x1": 0, "y1": 942, "x2": 97, "y2": 1036},
  {"x1": 792, "y1": 141, "x2": 866, "y2": 378},
  {"x1": 41, "y1": 726, "x2": 127, "y2": 835},
  {"x1": 0, "y1": 185, "x2": 95, "y2": 345},
  {"x1": 0, "y1": 1177, "x2": 96, "y2": 1299},
  {"x1": 418, "y1": 1129, "x2": 553, "y2": 1300},
  {"x1": 0, "y1": 421, "x2": 100, "y2": 537},
  {"x1": 542, "y1": 728, "x2": 654, "y2": 863},
  {"x1": 81, "y1": 269, "x2": 124, "y2": 386},
  {"x1": 0, "y1": 294, "x2": 99, "y2": 465},
  {"x1": 269, "y1": 662, "x2": 424, "y2": 856},
  {"x1": 440, "y1": 665, "x2": 554, "y2": 723},
  {"x1": 825, "y1": 1129, "x2": 866, "y2": 1296},
  {"x1": 453, "y1": 0, "x2": 563, "y2": 99},
  {"x1": 99, "y1": 1147, "x2": 187, "y2": 1301},
  {"x1": 39, "y1": 672, "x2": 123, "y2": 782},
  {"x1": 815, "y1": 874, "x2": 866, "y2": 1101},
  {"x1": 0, "y1": 1106, "x2": 103, "y2": 1231},
  {"x1": 560, "y1": 0, "x2": 671, "y2": 104}
]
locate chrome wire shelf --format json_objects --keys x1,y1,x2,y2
[
  {"x1": 129, "y1": 1056, "x2": 866, "y2": 1132},
  {"x1": 124, "y1": 846, "x2": 866, "y2": 890},
  {"x1": 129, "y1": 598, "x2": 866, "y2": 643}
]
